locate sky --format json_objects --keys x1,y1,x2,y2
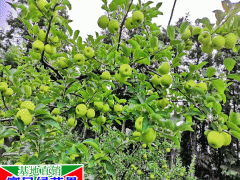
[{"x1": 0, "y1": 0, "x2": 237, "y2": 42}]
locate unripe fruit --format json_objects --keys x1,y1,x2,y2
[
  {"x1": 0, "y1": 82, "x2": 8, "y2": 91},
  {"x1": 76, "y1": 104, "x2": 87, "y2": 117},
  {"x1": 196, "y1": 82, "x2": 207, "y2": 91},
  {"x1": 20, "y1": 101, "x2": 35, "y2": 113},
  {"x1": 68, "y1": 118, "x2": 76, "y2": 127},
  {"x1": 166, "y1": 148, "x2": 171, "y2": 152},
  {"x1": 108, "y1": 20, "x2": 119, "y2": 33},
  {"x1": 101, "y1": 71, "x2": 111, "y2": 80},
  {"x1": 158, "y1": 62, "x2": 170, "y2": 75},
  {"x1": 142, "y1": 127, "x2": 156, "y2": 144},
  {"x1": 184, "y1": 80, "x2": 196, "y2": 90},
  {"x1": 38, "y1": 29, "x2": 46, "y2": 42},
  {"x1": 97, "y1": 15, "x2": 109, "y2": 29},
  {"x1": 161, "y1": 74, "x2": 172, "y2": 87},
  {"x1": 137, "y1": 170, "x2": 142, "y2": 175},
  {"x1": 212, "y1": 35, "x2": 225, "y2": 50},
  {"x1": 132, "y1": 10, "x2": 144, "y2": 25},
  {"x1": 114, "y1": 104, "x2": 122, "y2": 114},
  {"x1": 150, "y1": 174, "x2": 155, "y2": 179},
  {"x1": 222, "y1": 132, "x2": 231, "y2": 146},
  {"x1": 156, "y1": 98, "x2": 169, "y2": 109},
  {"x1": 102, "y1": 104, "x2": 110, "y2": 113},
  {"x1": 135, "y1": 117, "x2": 143, "y2": 132},
  {"x1": 87, "y1": 109, "x2": 95, "y2": 119},
  {"x1": 44, "y1": 44, "x2": 56, "y2": 55},
  {"x1": 181, "y1": 29, "x2": 191, "y2": 41},
  {"x1": 125, "y1": 17, "x2": 135, "y2": 30},
  {"x1": 32, "y1": 40, "x2": 44, "y2": 53},
  {"x1": 97, "y1": 116, "x2": 106, "y2": 124},
  {"x1": 94, "y1": 102, "x2": 103, "y2": 110},
  {"x1": 55, "y1": 116, "x2": 62, "y2": 123},
  {"x1": 83, "y1": 47, "x2": 94, "y2": 59},
  {"x1": 192, "y1": 26, "x2": 202, "y2": 35},
  {"x1": 119, "y1": 64, "x2": 132, "y2": 76},
  {"x1": 51, "y1": 108, "x2": 60, "y2": 115},
  {"x1": 207, "y1": 131, "x2": 225, "y2": 148},
  {"x1": 224, "y1": 33, "x2": 238, "y2": 49},
  {"x1": 198, "y1": 31, "x2": 211, "y2": 45},
  {"x1": 57, "y1": 57, "x2": 68, "y2": 68},
  {"x1": 151, "y1": 75, "x2": 161, "y2": 86},
  {"x1": 3, "y1": 88, "x2": 13, "y2": 96},
  {"x1": 16, "y1": 109, "x2": 32, "y2": 125},
  {"x1": 142, "y1": 144, "x2": 147, "y2": 148},
  {"x1": 74, "y1": 54, "x2": 85, "y2": 65},
  {"x1": 201, "y1": 41, "x2": 214, "y2": 54}
]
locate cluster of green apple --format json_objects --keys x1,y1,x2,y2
[
  {"x1": 39, "y1": 85, "x2": 50, "y2": 94},
  {"x1": 181, "y1": 25, "x2": 238, "y2": 54},
  {"x1": 97, "y1": 10, "x2": 144, "y2": 32},
  {"x1": 151, "y1": 74, "x2": 172, "y2": 87},
  {"x1": 205, "y1": 130, "x2": 231, "y2": 148},
  {"x1": 133, "y1": 116, "x2": 157, "y2": 144},
  {"x1": 16, "y1": 101, "x2": 35, "y2": 125},
  {"x1": 115, "y1": 64, "x2": 132, "y2": 83},
  {"x1": 0, "y1": 81, "x2": 14, "y2": 96},
  {"x1": 184, "y1": 80, "x2": 208, "y2": 94},
  {"x1": 51, "y1": 108, "x2": 62, "y2": 123}
]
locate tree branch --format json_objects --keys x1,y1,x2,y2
[{"x1": 168, "y1": 0, "x2": 177, "y2": 27}]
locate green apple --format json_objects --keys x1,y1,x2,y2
[
  {"x1": 201, "y1": 41, "x2": 214, "y2": 54},
  {"x1": 37, "y1": 0, "x2": 48, "y2": 10},
  {"x1": 181, "y1": 29, "x2": 191, "y2": 41},
  {"x1": 132, "y1": 10, "x2": 144, "y2": 25},
  {"x1": 187, "y1": 25, "x2": 194, "y2": 34},
  {"x1": 51, "y1": 36, "x2": 59, "y2": 43},
  {"x1": 0, "y1": 138, "x2": 4, "y2": 145},
  {"x1": 161, "y1": 74, "x2": 172, "y2": 87},
  {"x1": 108, "y1": 19, "x2": 120, "y2": 33},
  {"x1": 83, "y1": 47, "x2": 94, "y2": 59},
  {"x1": 108, "y1": 99, "x2": 114, "y2": 107},
  {"x1": 97, "y1": 15, "x2": 109, "y2": 29},
  {"x1": 207, "y1": 131, "x2": 224, "y2": 148},
  {"x1": 40, "y1": 85, "x2": 50, "y2": 93},
  {"x1": 125, "y1": 17, "x2": 135, "y2": 30},
  {"x1": 184, "y1": 40, "x2": 193, "y2": 51},
  {"x1": 55, "y1": 116, "x2": 62, "y2": 123},
  {"x1": 51, "y1": 108, "x2": 60, "y2": 115},
  {"x1": 192, "y1": 26, "x2": 202, "y2": 36},
  {"x1": 157, "y1": 98, "x2": 169, "y2": 109},
  {"x1": 44, "y1": 44, "x2": 56, "y2": 55},
  {"x1": 74, "y1": 54, "x2": 85, "y2": 65},
  {"x1": 101, "y1": 71, "x2": 111, "y2": 80},
  {"x1": 20, "y1": 101, "x2": 35, "y2": 114},
  {"x1": 158, "y1": 62, "x2": 170, "y2": 75},
  {"x1": 115, "y1": 72, "x2": 128, "y2": 83},
  {"x1": 76, "y1": 104, "x2": 87, "y2": 117},
  {"x1": 97, "y1": 115, "x2": 106, "y2": 124},
  {"x1": 224, "y1": 33, "x2": 238, "y2": 49},
  {"x1": 16, "y1": 109, "x2": 32, "y2": 125},
  {"x1": 94, "y1": 102, "x2": 103, "y2": 110},
  {"x1": 3, "y1": 88, "x2": 13, "y2": 96},
  {"x1": 206, "y1": 96, "x2": 216, "y2": 104},
  {"x1": 102, "y1": 104, "x2": 110, "y2": 113},
  {"x1": 151, "y1": 75, "x2": 161, "y2": 86},
  {"x1": 57, "y1": 57, "x2": 68, "y2": 68},
  {"x1": 87, "y1": 109, "x2": 95, "y2": 119},
  {"x1": 32, "y1": 40, "x2": 45, "y2": 53},
  {"x1": 184, "y1": 80, "x2": 196, "y2": 90},
  {"x1": 142, "y1": 127, "x2": 156, "y2": 144},
  {"x1": 38, "y1": 29, "x2": 46, "y2": 42},
  {"x1": 222, "y1": 132, "x2": 231, "y2": 146},
  {"x1": 198, "y1": 31, "x2": 211, "y2": 45},
  {"x1": 0, "y1": 82, "x2": 8, "y2": 91},
  {"x1": 68, "y1": 118, "x2": 76, "y2": 127},
  {"x1": 135, "y1": 117, "x2": 143, "y2": 132},
  {"x1": 212, "y1": 35, "x2": 225, "y2": 50},
  {"x1": 132, "y1": 131, "x2": 141, "y2": 141},
  {"x1": 114, "y1": 104, "x2": 122, "y2": 114},
  {"x1": 119, "y1": 64, "x2": 132, "y2": 76},
  {"x1": 196, "y1": 82, "x2": 207, "y2": 91}
]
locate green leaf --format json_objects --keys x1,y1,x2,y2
[
  {"x1": 206, "y1": 67, "x2": 216, "y2": 77},
  {"x1": 212, "y1": 79, "x2": 225, "y2": 94},
  {"x1": 75, "y1": 143, "x2": 90, "y2": 158},
  {"x1": 156, "y1": 2, "x2": 162, "y2": 9},
  {"x1": 170, "y1": 39, "x2": 182, "y2": 45},
  {"x1": 229, "y1": 110, "x2": 240, "y2": 125},
  {"x1": 43, "y1": 119, "x2": 61, "y2": 129},
  {"x1": 136, "y1": 58, "x2": 150, "y2": 65},
  {"x1": 22, "y1": 19, "x2": 32, "y2": 30},
  {"x1": 73, "y1": 30, "x2": 80, "y2": 41},
  {"x1": 23, "y1": 85, "x2": 32, "y2": 97},
  {"x1": 146, "y1": 95, "x2": 159, "y2": 104},
  {"x1": 162, "y1": 134, "x2": 180, "y2": 148},
  {"x1": 66, "y1": 24, "x2": 73, "y2": 36},
  {"x1": 121, "y1": 44, "x2": 131, "y2": 57},
  {"x1": 149, "y1": 35, "x2": 158, "y2": 48},
  {"x1": 224, "y1": 58, "x2": 236, "y2": 71},
  {"x1": 109, "y1": 2, "x2": 118, "y2": 11},
  {"x1": 144, "y1": 1, "x2": 154, "y2": 8},
  {"x1": 222, "y1": 0, "x2": 232, "y2": 13},
  {"x1": 83, "y1": 139, "x2": 101, "y2": 152},
  {"x1": 180, "y1": 22, "x2": 188, "y2": 34},
  {"x1": 167, "y1": 26, "x2": 175, "y2": 40},
  {"x1": 196, "y1": 61, "x2": 208, "y2": 71},
  {"x1": 102, "y1": 160, "x2": 116, "y2": 177},
  {"x1": 25, "y1": 156, "x2": 40, "y2": 165},
  {"x1": 127, "y1": 39, "x2": 140, "y2": 49},
  {"x1": 227, "y1": 74, "x2": 240, "y2": 82}
]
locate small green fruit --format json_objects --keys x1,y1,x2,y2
[
  {"x1": 87, "y1": 109, "x2": 95, "y2": 119},
  {"x1": 142, "y1": 127, "x2": 156, "y2": 144},
  {"x1": 32, "y1": 40, "x2": 44, "y2": 53},
  {"x1": 161, "y1": 74, "x2": 172, "y2": 87},
  {"x1": 98, "y1": 15, "x2": 109, "y2": 29},
  {"x1": 114, "y1": 104, "x2": 122, "y2": 114},
  {"x1": 158, "y1": 62, "x2": 170, "y2": 75},
  {"x1": 212, "y1": 35, "x2": 225, "y2": 50},
  {"x1": 0, "y1": 138, "x2": 4, "y2": 145},
  {"x1": 55, "y1": 116, "x2": 62, "y2": 123},
  {"x1": 135, "y1": 117, "x2": 143, "y2": 132},
  {"x1": 97, "y1": 116, "x2": 106, "y2": 124},
  {"x1": 101, "y1": 71, "x2": 111, "y2": 80},
  {"x1": 224, "y1": 33, "x2": 238, "y2": 49},
  {"x1": 44, "y1": 44, "x2": 56, "y2": 55},
  {"x1": 74, "y1": 54, "x2": 85, "y2": 65},
  {"x1": 151, "y1": 75, "x2": 161, "y2": 86},
  {"x1": 198, "y1": 31, "x2": 211, "y2": 45},
  {"x1": 132, "y1": 10, "x2": 144, "y2": 25},
  {"x1": 192, "y1": 26, "x2": 202, "y2": 35},
  {"x1": 57, "y1": 57, "x2": 68, "y2": 68},
  {"x1": 76, "y1": 104, "x2": 87, "y2": 117},
  {"x1": 108, "y1": 100, "x2": 114, "y2": 107},
  {"x1": 181, "y1": 29, "x2": 191, "y2": 41},
  {"x1": 201, "y1": 41, "x2": 214, "y2": 54},
  {"x1": 38, "y1": 29, "x2": 46, "y2": 42},
  {"x1": 16, "y1": 109, "x2": 32, "y2": 125},
  {"x1": 142, "y1": 144, "x2": 147, "y2": 148},
  {"x1": 68, "y1": 118, "x2": 76, "y2": 127},
  {"x1": 102, "y1": 104, "x2": 110, "y2": 113},
  {"x1": 150, "y1": 174, "x2": 155, "y2": 179},
  {"x1": 125, "y1": 17, "x2": 135, "y2": 30},
  {"x1": 20, "y1": 101, "x2": 35, "y2": 113},
  {"x1": 3, "y1": 88, "x2": 13, "y2": 96},
  {"x1": 137, "y1": 170, "x2": 142, "y2": 175},
  {"x1": 196, "y1": 82, "x2": 207, "y2": 91},
  {"x1": 0, "y1": 82, "x2": 8, "y2": 91},
  {"x1": 184, "y1": 80, "x2": 196, "y2": 90},
  {"x1": 84, "y1": 47, "x2": 94, "y2": 59},
  {"x1": 51, "y1": 108, "x2": 60, "y2": 115},
  {"x1": 222, "y1": 132, "x2": 231, "y2": 146},
  {"x1": 143, "y1": 154, "x2": 147, "y2": 159},
  {"x1": 157, "y1": 98, "x2": 169, "y2": 109},
  {"x1": 115, "y1": 72, "x2": 128, "y2": 83},
  {"x1": 119, "y1": 64, "x2": 132, "y2": 76},
  {"x1": 94, "y1": 102, "x2": 103, "y2": 110},
  {"x1": 166, "y1": 148, "x2": 171, "y2": 152},
  {"x1": 207, "y1": 131, "x2": 225, "y2": 148},
  {"x1": 108, "y1": 19, "x2": 119, "y2": 33}
]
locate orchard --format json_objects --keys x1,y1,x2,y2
[{"x1": 0, "y1": 0, "x2": 240, "y2": 179}]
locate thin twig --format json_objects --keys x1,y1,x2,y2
[{"x1": 168, "y1": 0, "x2": 177, "y2": 27}]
